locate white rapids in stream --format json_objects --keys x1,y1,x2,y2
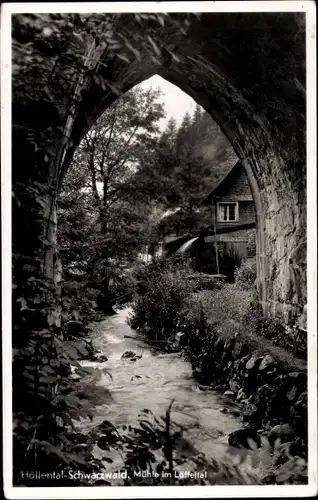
[{"x1": 76, "y1": 307, "x2": 244, "y2": 476}]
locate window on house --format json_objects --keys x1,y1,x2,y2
[{"x1": 217, "y1": 202, "x2": 239, "y2": 222}]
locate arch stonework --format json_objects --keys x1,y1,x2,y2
[{"x1": 12, "y1": 12, "x2": 306, "y2": 326}]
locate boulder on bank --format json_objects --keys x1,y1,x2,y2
[
  {"x1": 284, "y1": 372, "x2": 307, "y2": 399},
  {"x1": 236, "y1": 388, "x2": 246, "y2": 401},
  {"x1": 245, "y1": 356, "x2": 262, "y2": 371},
  {"x1": 258, "y1": 355, "x2": 275, "y2": 371},
  {"x1": 294, "y1": 391, "x2": 307, "y2": 411},
  {"x1": 242, "y1": 403, "x2": 259, "y2": 421},
  {"x1": 229, "y1": 379, "x2": 240, "y2": 394},
  {"x1": 165, "y1": 331, "x2": 188, "y2": 352},
  {"x1": 175, "y1": 331, "x2": 187, "y2": 348},
  {"x1": 228, "y1": 427, "x2": 261, "y2": 449},
  {"x1": 224, "y1": 390, "x2": 235, "y2": 397},
  {"x1": 121, "y1": 350, "x2": 142, "y2": 361},
  {"x1": 267, "y1": 423, "x2": 296, "y2": 444},
  {"x1": 91, "y1": 352, "x2": 108, "y2": 362},
  {"x1": 286, "y1": 371, "x2": 307, "y2": 383},
  {"x1": 286, "y1": 385, "x2": 298, "y2": 402}
]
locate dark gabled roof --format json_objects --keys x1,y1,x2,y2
[
  {"x1": 201, "y1": 222, "x2": 256, "y2": 237},
  {"x1": 202, "y1": 160, "x2": 241, "y2": 205}
]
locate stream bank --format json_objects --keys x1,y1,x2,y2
[
  {"x1": 166, "y1": 305, "x2": 308, "y2": 464},
  {"x1": 74, "y1": 307, "x2": 277, "y2": 485},
  {"x1": 78, "y1": 307, "x2": 243, "y2": 455},
  {"x1": 129, "y1": 261, "x2": 307, "y2": 461}
]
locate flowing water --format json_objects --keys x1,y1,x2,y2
[
  {"x1": 176, "y1": 237, "x2": 198, "y2": 254},
  {"x1": 76, "y1": 307, "x2": 244, "y2": 481}
]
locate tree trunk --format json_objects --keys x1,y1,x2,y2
[
  {"x1": 97, "y1": 272, "x2": 117, "y2": 316},
  {"x1": 42, "y1": 192, "x2": 63, "y2": 327}
]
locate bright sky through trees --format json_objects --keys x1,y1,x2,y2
[{"x1": 138, "y1": 75, "x2": 197, "y2": 130}]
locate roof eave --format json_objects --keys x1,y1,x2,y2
[{"x1": 201, "y1": 160, "x2": 241, "y2": 206}]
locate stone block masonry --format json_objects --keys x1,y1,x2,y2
[
  {"x1": 11, "y1": 12, "x2": 306, "y2": 326},
  {"x1": 188, "y1": 327, "x2": 307, "y2": 454}
]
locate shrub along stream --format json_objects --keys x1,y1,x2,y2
[{"x1": 130, "y1": 257, "x2": 308, "y2": 484}]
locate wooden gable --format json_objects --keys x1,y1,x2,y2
[{"x1": 203, "y1": 161, "x2": 253, "y2": 204}]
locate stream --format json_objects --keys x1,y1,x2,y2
[{"x1": 76, "y1": 307, "x2": 244, "y2": 482}]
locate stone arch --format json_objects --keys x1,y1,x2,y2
[
  {"x1": 12, "y1": 12, "x2": 306, "y2": 325},
  {"x1": 64, "y1": 66, "x2": 268, "y2": 313}
]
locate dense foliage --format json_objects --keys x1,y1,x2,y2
[
  {"x1": 11, "y1": 11, "x2": 240, "y2": 486},
  {"x1": 11, "y1": 10, "x2": 307, "y2": 488},
  {"x1": 129, "y1": 257, "x2": 194, "y2": 344},
  {"x1": 130, "y1": 260, "x2": 308, "y2": 482},
  {"x1": 58, "y1": 85, "x2": 165, "y2": 316},
  {"x1": 142, "y1": 105, "x2": 237, "y2": 239},
  {"x1": 131, "y1": 257, "x2": 306, "y2": 366},
  {"x1": 57, "y1": 89, "x2": 238, "y2": 319},
  {"x1": 11, "y1": 11, "x2": 200, "y2": 486},
  {"x1": 234, "y1": 258, "x2": 257, "y2": 290}
]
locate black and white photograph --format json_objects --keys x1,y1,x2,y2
[{"x1": 1, "y1": 1, "x2": 317, "y2": 498}]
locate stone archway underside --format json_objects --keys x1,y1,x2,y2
[{"x1": 12, "y1": 12, "x2": 306, "y2": 325}]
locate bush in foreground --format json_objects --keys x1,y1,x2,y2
[
  {"x1": 234, "y1": 258, "x2": 257, "y2": 290},
  {"x1": 129, "y1": 258, "x2": 193, "y2": 343}
]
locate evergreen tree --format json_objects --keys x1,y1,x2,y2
[
  {"x1": 159, "y1": 117, "x2": 178, "y2": 150},
  {"x1": 154, "y1": 106, "x2": 237, "y2": 237},
  {"x1": 175, "y1": 111, "x2": 192, "y2": 158}
]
